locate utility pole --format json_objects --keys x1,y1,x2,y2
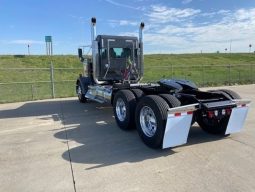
[
  {"x1": 27, "y1": 44, "x2": 30, "y2": 55},
  {"x1": 229, "y1": 40, "x2": 232, "y2": 53},
  {"x1": 249, "y1": 44, "x2": 252, "y2": 53}
]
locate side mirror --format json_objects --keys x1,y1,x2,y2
[{"x1": 78, "y1": 48, "x2": 84, "y2": 62}]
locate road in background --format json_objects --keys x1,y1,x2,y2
[{"x1": 0, "y1": 84, "x2": 254, "y2": 192}]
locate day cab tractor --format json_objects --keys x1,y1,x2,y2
[{"x1": 76, "y1": 17, "x2": 250, "y2": 149}]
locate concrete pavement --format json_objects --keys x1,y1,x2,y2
[{"x1": 0, "y1": 84, "x2": 255, "y2": 192}]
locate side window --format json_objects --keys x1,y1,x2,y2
[
  {"x1": 100, "y1": 48, "x2": 107, "y2": 60},
  {"x1": 135, "y1": 49, "x2": 138, "y2": 58},
  {"x1": 123, "y1": 48, "x2": 131, "y2": 58},
  {"x1": 110, "y1": 48, "x2": 116, "y2": 58}
]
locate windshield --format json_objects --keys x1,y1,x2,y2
[
  {"x1": 99, "y1": 46, "x2": 140, "y2": 82},
  {"x1": 109, "y1": 48, "x2": 131, "y2": 58}
]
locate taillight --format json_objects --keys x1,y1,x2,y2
[
  {"x1": 207, "y1": 111, "x2": 214, "y2": 118},
  {"x1": 226, "y1": 108, "x2": 232, "y2": 115}
]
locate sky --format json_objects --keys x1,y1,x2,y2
[{"x1": 0, "y1": 0, "x2": 255, "y2": 55}]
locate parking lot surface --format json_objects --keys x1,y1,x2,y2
[{"x1": 0, "y1": 84, "x2": 255, "y2": 192}]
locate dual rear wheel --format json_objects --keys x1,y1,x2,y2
[
  {"x1": 113, "y1": 88, "x2": 241, "y2": 148},
  {"x1": 113, "y1": 90, "x2": 180, "y2": 148}
]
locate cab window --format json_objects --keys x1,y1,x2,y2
[{"x1": 110, "y1": 48, "x2": 131, "y2": 58}]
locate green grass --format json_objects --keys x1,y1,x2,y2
[{"x1": 0, "y1": 54, "x2": 255, "y2": 103}]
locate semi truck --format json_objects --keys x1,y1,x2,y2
[{"x1": 76, "y1": 17, "x2": 250, "y2": 149}]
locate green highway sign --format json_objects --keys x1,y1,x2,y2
[{"x1": 45, "y1": 36, "x2": 52, "y2": 42}]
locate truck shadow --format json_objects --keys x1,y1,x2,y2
[
  {"x1": 0, "y1": 98, "x2": 227, "y2": 170},
  {"x1": 53, "y1": 99, "x2": 227, "y2": 170},
  {"x1": 53, "y1": 100, "x2": 175, "y2": 170}
]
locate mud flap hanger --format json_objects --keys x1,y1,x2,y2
[{"x1": 162, "y1": 99, "x2": 251, "y2": 149}]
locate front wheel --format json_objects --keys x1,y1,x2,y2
[
  {"x1": 135, "y1": 95, "x2": 169, "y2": 148},
  {"x1": 77, "y1": 82, "x2": 86, "y2": 103}
]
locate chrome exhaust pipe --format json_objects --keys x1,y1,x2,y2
[
  {"x1": 139, "y1": 22, "x2": 144, "y2": 77},
  {"x1": 91, "y1": 17, "x2": 103, "y2": 84},
  {"x1": 139, "y1": 22, "x2": 144, "y2": 43},
  {"x1": 91, "y1": 17, "x2": 96, "y2": 43}
]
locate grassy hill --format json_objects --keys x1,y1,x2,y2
[{"x1": 0, "y1": 53, "x2": 254, "y2": 103}]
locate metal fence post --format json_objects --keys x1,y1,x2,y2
[
  {"x1": 253, "y1": 64, "x2": 254, "y2": 83},
  {"x1": 228, "y1": 64, "x2": 231, "y2": 85},
  {"x1": 50, "y1": 62, "x2": 55, "y2": 98},
  {"x1": 250, "y1": 63, "x2": 253, "y2": 83},
  {"x1": 202, "y1": 64, "x2": 205, "y2": 87},
  {"x1": 184, "y1": 65, "x2": 187, "y2": 80},
  {"x1": 171, "y1": 63, "x2": 173, "y2": 79},
  {"x1": 238, "y1": 70, "x2": 241, "y2": 83},
  {"x1": 31, "y1": 84, "x2": 34, "y2": 100}
]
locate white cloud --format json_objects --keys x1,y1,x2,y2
[
  {"x1": 200, "y1": 10, "x2": 231, "y2": 18},
  {"x1": 235, "y1": 8, "x2": 255, "y2": 21},
  {"x1": 182, "y1": 0, "x2": 192, "y2": 4},
  {"x1": 9, "y1": 40, "x2": 44, "y2": 45},
  {"x1": 141, "y1": 6, "x2": 255, "y2": 53},
  {"x1": 146, "y1": 5, "x2": 201, "y2": 23},
  {"x1": 108, "y1": 19, "x2": 138, "y2": 27},
  {"x1": 105, "y1": 0, "x2": 142, "y2": 10}
]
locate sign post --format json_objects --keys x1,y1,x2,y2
[
  {"x1": 45, "y1": 36, "x2": 55, "y2": 98},
  {"x1": 45, "y1": 36, "x2": 53, "y2": 55}
]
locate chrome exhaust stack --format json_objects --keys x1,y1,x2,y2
[
  {"x1": 139, "y1": 22, "x2": 144, "y2": 77},
  {"x1": 91, "y1": 17, "x2": 102, "y2": 84},
  {"x1": 91, "y1": 17, "x2": 96, "y2": 43}
]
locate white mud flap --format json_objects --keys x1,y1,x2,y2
[
  {"x1": 162, "y1": 104, "x2": 199, "y2": 149},
  {"x1": 225, "y1": 100, "x2": 251, "y2": 135}
]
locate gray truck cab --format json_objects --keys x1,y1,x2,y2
[{"x1": 79, "y1": 17, "x2": 144, "y2": 85}]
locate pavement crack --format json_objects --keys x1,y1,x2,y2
[
  {"x1": 229, "y1": 137, "x2": 255, "y2": 149},
  {"x1": 60, "y1": 101, "x2": 77, "y2": 192}
]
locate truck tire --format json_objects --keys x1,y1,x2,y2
[
  {"x1": 159, "y1": 94, "x2": 196, "y2": 126},
  {"x1": 196, "y1": 114, "x2": 229, "y2": 134},
  {"x1": 219, "y1": 89, "x2": 241, "y2": 99},
  {"x1": 159, "y1": 94, "x2": 181, "y2": 107},
  {"x1": 135, "y1": 95, "x2": 169, "y2": 148},
  {"x1": 77, "y1": 82, "x2": 87, "y2": 103},
  {"x1": 113, "y1": 90, "x2": 136, "y2": 130},
  {"x1": 131, "y1": 89, "x2": 145, "y2": 101},
  {"x1": 208, "y1": 89, "x2": 241, "y2": 100}
]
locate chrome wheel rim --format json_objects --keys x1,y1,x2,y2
[
  {"x1": 116, "y1": 98, "x2": 126, "y2": 122},
  {"x1": 77, "y1": 85, "x2": 82, "y2": 99},
  {"x1": 140, "y1": 106, "x2": 157, "y2": 137}
]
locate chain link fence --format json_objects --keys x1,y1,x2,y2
[
  {"x1": 143, "y1": 63, "x2": 254, "y2": 86},
  {"x1": 0, "y1": 66, "x2": 83, "y2": 103},
  {"x1": 0, "y1": 64, "x2": 254, "y2": 103}
]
